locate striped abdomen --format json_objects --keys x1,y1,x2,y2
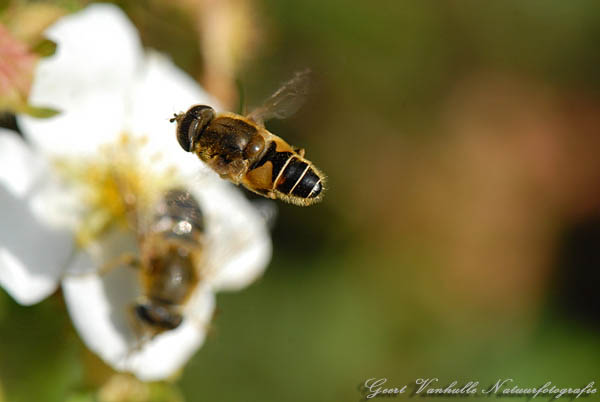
[
  {"x1": 275, "y1": 156, "x2": 322, "y2": 199},
  {"x1": 250, "y1": 141, "x2": 324, "y2": 204}
]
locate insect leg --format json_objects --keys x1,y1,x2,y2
[{"x1": 67, "y1": 253, "x2": 140, "y2": 278}]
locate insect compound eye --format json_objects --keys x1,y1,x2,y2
[
  {"x1": 243, "y1": 135, "x2": 266, "y2": 160},
  {"x1": 134, "y1": 303, "x2": 183, "y2": 330},
  {"x1": 176, "y1": 122, "x2": 192, "y2": 152},
  {"x1": 175, "y1": 105, "x2": 215, "y2": 152}
]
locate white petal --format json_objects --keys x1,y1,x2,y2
[
  {"x1": 28, "y1": 172, "x2": 83, "y2": 232},
  {"x1": 0, "y1": 131, "x2": 73, "y2": 305},
  {"x1": 122, "y1": 288, "x2": 214, "y2": 381},
  {"x1": 0, "y1": 130, "x2": 79, "y2": 229},
  {"x1": 0, "y1": 129, "x2": 45, "y2": 196},
  {"x1": 126, "y1": 51, "x2": 219, "y2": 177},
  {"x1": 62, "y1": 230, "x2": 215, "y2": 381},
  {"x1": 62, "y1": 251, "x2": 138, "y2": 365},
  {"x1": 18, "y1": 3, "x2": 144, "y2": 156},
  {"x1": 189, "y1": 178, "x2": 272, "y2": 291}
]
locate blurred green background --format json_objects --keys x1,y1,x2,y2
[{"x1": 2, "y1": 1, "x2": 600, "y2": 401}]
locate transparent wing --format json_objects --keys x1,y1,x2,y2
[{"x1": 246, "y1": 69, "x2": 311, "y2": 125}]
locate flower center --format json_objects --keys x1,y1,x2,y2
[{"x1": 54, "y1": 133, "x2": 180, "y2": 247}]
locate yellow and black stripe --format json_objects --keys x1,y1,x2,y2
[{"x1": 251, "y1": 142, "x2": 323, "y2": 201}]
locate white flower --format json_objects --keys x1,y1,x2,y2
[
  {"x1": 0, "y1": 129, "x2": 73, "y2": 305},
  {"x1": 0, "y1": 4, "x2": 271, "y2": 381}
]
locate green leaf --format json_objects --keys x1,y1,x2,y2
[
  {"x1": 32, "y1": 38, "x2": 58, "y2": 58},
  {"x1": 22, "y1": 104, "x2": 61, "y2": 118}
]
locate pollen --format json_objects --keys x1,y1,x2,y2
[{"x1": 54, "y1": 133, "x2": 179, "y2": 247}]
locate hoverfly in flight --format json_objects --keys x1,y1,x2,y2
[{"x1": 171, "y1": 70, "x2": 325, "y2": 206}]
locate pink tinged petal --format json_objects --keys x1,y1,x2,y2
[
  {"x1": 0, "y1": 25, "x2": 37, "y2": 102},
  {"x1": 62, "y1": 230, "x2": 215, "y2": 381},
  {"x1": 17, "y1": 3, "x2": 144, "y2": 156},
  {"x1": 189, "y1": 179, "x2": 272, "y2": 292},
  {"x1": 0, "y1": 130, "x2": 73, "y2": 305},
  {"x1": 126, "y1": 51, "x2": 219, "y2": 177}
]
